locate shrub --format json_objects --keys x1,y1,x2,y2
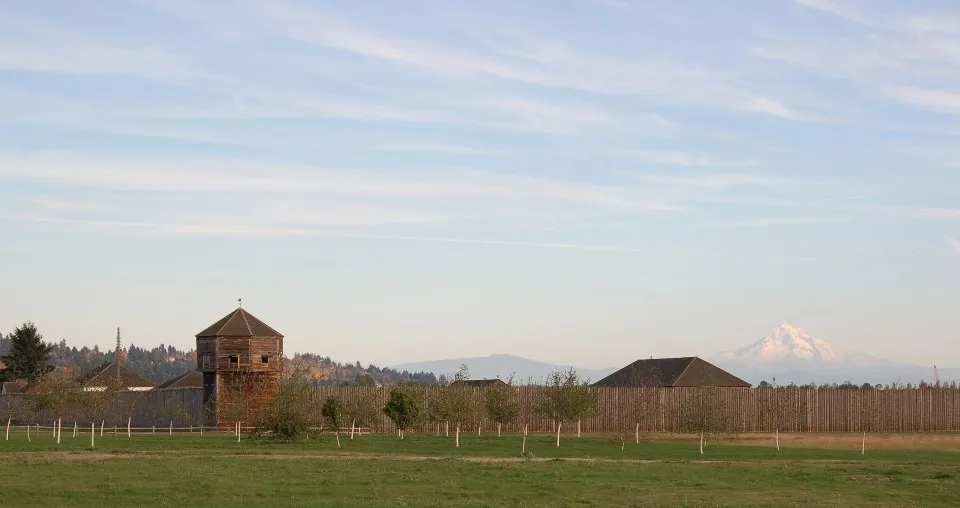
[
  {"x1": 383, "y1": 386, "x2": 420, "y2": 439},
  {"x1": 251, "y1": 369, "x2": 318, "y2": 440}
]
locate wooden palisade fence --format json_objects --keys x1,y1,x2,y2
[{"x1": 2, "y1": 386, "x2": 959, "y2": 433}]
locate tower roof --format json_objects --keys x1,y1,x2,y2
[{"x1": 196, "y1": 308, "x2": 283, "y2": 338}]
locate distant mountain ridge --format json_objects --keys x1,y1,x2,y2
[
  {"x1": 710, "y1": 324, "x2": 959, "y2": 386},
  {"x1": 390, "y1": 354, "x2": 615, "y2": 384}
]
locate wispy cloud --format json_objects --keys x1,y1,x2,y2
[
  {"x1": 624, "y1": 171, "x2": 813, "y2": 190},
  {"x1": 0, "y1": 214, "x2": 647, "y2": 252},
  {"x1": 366, "y1": 143, "x2": 501, "y2": 156},
  {"x1": 949, "y1": 237, "x2": 960, "y2": 254},
  {"x1": 626, "y1": 149, "x2": 757, "y2": 167},
  {"x1": 723, "y1": 216, "x2": 852, "y2": 228},
  {"x1": 884, "y1": 87, "x2": 960, "y2": 115},
  {"x1": 792, "y1": 0, "x2": 875, "y2": 26}
]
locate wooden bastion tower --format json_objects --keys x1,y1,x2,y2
[{"x1": 195, "y1": 305, "x2": 283, "y2": 431}]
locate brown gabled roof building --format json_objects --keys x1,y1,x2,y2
[
  {"x1": 451, "y1": 378, "x2": 508, "y2": 388},
  {"x1": 593, "y1": 357, "x2": 751, "y2": 388},
  {"x1": 80, "y1": 327, "x2": 157, "y2": 392},
  {"x1": 156, "y1": 371, "x2": 203, "y2": 390},
  {"x1": 80, "y1": 361, "x2": 157, "y2": 391}
]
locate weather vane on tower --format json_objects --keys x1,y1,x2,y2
[{"x1": 238, "y1": 298, "x2": 242, "y2": 309}]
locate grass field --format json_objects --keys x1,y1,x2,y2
[{"x1": 1, "y1": 428, "x2": 959, "y2": 507}]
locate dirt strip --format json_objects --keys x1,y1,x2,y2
[{"x1": 5, "y1": 451, "x2": 866, "y2": 465}]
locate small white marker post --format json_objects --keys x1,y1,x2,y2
[
  {"x1": 169, "y1": 421, "x2": 173, "y2": 436},
  {"x1": 27, "y1": 423, "x2": 30, "y2": 442},
  {"x1": 57, "y1": 418, "x2": 61, "y2": 444},
  {"x1": 73, "y1": 422, "x2": 78, "y2": 438},
  {"x1": 101, "y1": 420, "x2": 105, "y2": 437},
  {"x1": 5, "y1": 418, "x2": 10, "y2": 441},
  {"x1": 478, "y1": 421, "x2": 482, "y2": 437},
  {"x1": 635, "y1": 423, "x2": 639, "y2": 444},
  {"x1": 522, "y1": 424, "x2": 527, "y2": 454},
  {"x1": 91, "y1": 422, "x2": 95, "y2": 448},
  {"x1": 127, "y1": 417, "x2": 131, "y2": 438},
  {"x1": 455, "y1": 423, "x2": 460, "y2": 448}
]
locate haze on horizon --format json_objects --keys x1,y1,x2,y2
[{"x1": 1, "y1": 0, "x2": 958, "y2": 370}]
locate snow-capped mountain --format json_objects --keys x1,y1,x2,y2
[
  {"x1": 708, "y1": 324, "x2": 960, "y2": 385},
  {"x1": 712, "y1": 323, "x2": 893, "y2": 369}
]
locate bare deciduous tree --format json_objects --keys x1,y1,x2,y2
[
  {"x1": 535, "y1": 368, "x2": 597, "y2": 447},
  {"x1": 678, "y1": 386, "x2": 739, "y2": 454},
  {"x1": 484, "y1": 379, "x2": 519, "y2": 438},
  {"x1": 344, "y1": 390, "x2": 380, "y2": 439}
]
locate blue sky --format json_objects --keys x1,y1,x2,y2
[{"x1": 1, "y1": 0, "x2": 959, "y2": 369}]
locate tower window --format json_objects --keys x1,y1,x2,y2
[
  {"x1": 261, "y1": 355, "x2": 270, "y2": 364},
  {"x1": 229, "y1": 355, "x2": 239, "y2": 366},
  {"x1": 201, "y1": 353, "x2": 214, "y2": 369}
]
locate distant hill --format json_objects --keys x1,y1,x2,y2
[
  {"x1": 288, "y1": 353, "x2": 438, "y2": 386},
  {"x1": 710, "y1": 324, "x2": 960, "y2": 386},
  {"x1": 390, "y1": 354, "x2": 616, "y2": 384}
]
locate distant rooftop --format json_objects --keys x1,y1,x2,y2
[
  {"x1": 196, "y1": 308, "x2": 283, "y2": 338},
  {"x1": 593, "y1": 357, "x2": 751, "y2": 388}
]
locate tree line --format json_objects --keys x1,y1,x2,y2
[{"x1": 1, "y1": 322, "x2": 438, "y2": 387}]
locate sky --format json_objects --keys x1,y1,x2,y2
[{"x1": 1, "y1": 0, "x2": 959, "y2": 370}]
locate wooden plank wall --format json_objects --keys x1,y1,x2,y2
[
  {"x1": 308, "y1": 386, "x2": 960, "y2": 434},
  {"x1": 2, "y1": 386, "x2": 958, "y2": 432},
  {"x1": 0, "y1": 388, "x2": 205, "y2": 428}
]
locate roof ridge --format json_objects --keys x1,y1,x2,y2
[
  {"x1": 672, "y1": 357, "x2": 699, "y2": 385},
  {"x1": 239, "y1": 308, "x2": 254, "y2": 335}
]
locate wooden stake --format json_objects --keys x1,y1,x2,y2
[
  {"x1": 57, "y1": 418, "x2": 61, "y2": 444},
  {"x1": 27, "y1": 423, "x2": 30, "y2": 442},
  {"x1": 73, "y1": 421, "x2": 78, "y2": 438},
  {"x1": 100, "y1": 420, "x2": 104, "y2": 437},
  {"x1": 169, "y1": 421, "x2": 173, "y2": 436},
  {"x1": 635, "y1": 423, "x2": 639, "y2": 444},
  {"x1": 497, "y1": 422, "x2": 502, "y2": 438},
  {"x1": 861, "y1": 431, "x2": 865, "y2": 455},
  {"x1": 351, "y1": 419, "x2": 357, "y2": 440},
  {"x1": 776, "y1": 428, "x2": 780, "y2": 451},
  {"x1": 445, "y1": 421, "x2": 449, "y2": 437},
  {"x1": 455, "y1": 423, "x2": 460, "y2": 448},
  {"x1": 522, "y1": 424, "x2": 527, "y2": 454},
  {"x1": 577, "y1": 419, "x2": 581, "y2": 438},
  {"x1": 5, "y1": 418, "x2": 9, "y2": 441},
  {"x1": 335, "y1": 431, "x2": 340, "y2": 448},
  {"x1": 91, "y1": 422, "x2": 95, "y2": 448},
  {"x1": 127, "y1": 417, "x2": 131, "y2": 438},
  {"x1": 152, "y1": 425, "x2": 155, "y2": 434},
  {"x1": 478, "y1": 420, "x2": 482, "y2": 436},
  {"x1": 237, "y1": 421, "x2": 241, "y2": 442},
  {"x1": 699, "y1": 432, "x2": 704, "y2": 455},
  {"x1": 556, "y1": 422, "x2": 562, "y2": 447}
]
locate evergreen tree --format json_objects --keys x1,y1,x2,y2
[{"x1": 1, "y1": 322, "x2": 54, "y2": 382}]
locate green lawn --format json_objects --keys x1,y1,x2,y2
[{"x1": 1, "y1": 429, "x2": 958, "y2": 507}]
